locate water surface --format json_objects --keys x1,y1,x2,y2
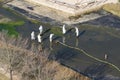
[{"x1": 0, "y1": 7, "x2": 120, "y2": 79}]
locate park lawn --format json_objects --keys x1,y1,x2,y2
[
  {"x1": 103, "y1": 3, "x2": 120, "y2": 17},
  {"x1": 0, "y1": 21, "x2": 25, "y2": 37}
]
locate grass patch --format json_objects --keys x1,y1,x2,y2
[
  {"x1": 103, "y1": 3, "x2": 120, "y2": 17},
  {"x1": 50, "y1": 27, "x2": 62, "y2": 36},
  {"x1": 0, "y1": 21, "x2": 25, "y2": 37},
  {"x1": 30, "y1": 19, "x2": 41, "y2": 24},
  {"x1": 0, "y1": 73, "x2": 9, "y2": 80}
]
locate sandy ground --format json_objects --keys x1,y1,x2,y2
[
  {"x1": 25, "y1": 0, "x2": 118, "y2": 15},
  {"x1": 7, "y1": 0, "x2": 71, "y2": 21},
  {"x1": 6, "y1": 0, "x2": 111, "y2": 25}
]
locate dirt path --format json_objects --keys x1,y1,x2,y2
[{"x1": 6, "y1": 0, "x2": 117, "y2": 25}]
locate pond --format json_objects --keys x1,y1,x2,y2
[{"x1": 0, "y1": 7, "x2": 120, "y2": 80}]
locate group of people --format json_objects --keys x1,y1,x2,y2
[
  {"x1": 31, "y1": 25, "x2": 43, "y2": 43},
  {"x1": 31, "y1": 25, "x2": 108, "y2": 60},
  {"x1": 31, "y1": 25, "x2": 79, "y2": 43}
]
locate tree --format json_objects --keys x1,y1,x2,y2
[
  {"x1": 0, "y1": 31, "x2": 28, "y2": 80},
  {"x1": 0, "y1": 31, "x2": 91, "y2": 80}
]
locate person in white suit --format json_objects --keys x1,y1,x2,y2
[
  {"x1": 62, "y1": 25, "x2": 66, "y2": 34},
  {"x1": 75, "y1": 27, "x2": 79, "y2": 37},
  {"x1": 49, "y1": 34, "x2": 54, "y2": 42},
  {"x1": 37, "y1": 33, "x2": 42, "y2": 43},
  {"x1": 39, "y1": 25, "x2": 43, "y2": 34},
  {"x1": 31, "y1": 31, "x2": 35, "y2": 40}
]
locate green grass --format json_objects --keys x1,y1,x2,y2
[
  {"x1": 30, "y1": 19, "x2": 41, "y2": 24},
  {"x1": 0, "y1": 7, "x2": 25, "y2": 37},
  {"x1": 0, "y1": 73, "x2": 9, "y2": 80},
  {"x1": 50, "y1": 27, "x2": 62, "y2": 36},
  {"x1": 0, "y1": 21, "x2": 25, "y2": 37}
]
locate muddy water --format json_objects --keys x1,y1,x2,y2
[
  {"x1": 51, "y1": 28, "x2": 120, "y2": 79},
  {"x1": 0, "y1": 7, "x2": 120, "y2": 79},
  {"x1": 83, "y1": 14, "x2": 120, "y2": 28}
]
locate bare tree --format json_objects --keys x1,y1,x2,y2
[
  {"x1": 20, "y1": 43, "x2": 55, "y2": 80},
  {"x1": 0, "y1": 31, "x2": 28, "y2": 80},
  {"x1": 0, "y1": 31, "x2": 91, "y2": 80},
  {"x1": 0, "y1": 31, "x2": 54, "y2": 80}
]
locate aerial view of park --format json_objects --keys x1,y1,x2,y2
[{"x1": 0, "y1": 0, "x2": 120, "y2": 80}]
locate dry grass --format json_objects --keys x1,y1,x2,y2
[
  {"x1": 0, "y1": 0, "x2": 3, "y2": 2},
  {"x1": 103, "y1": 3, "x2": 120, "y2": 17},
  {"x1": 43, "y1": 61, "x2": 91, "y2": 80},
  {"x1": 0, "y1": 73, "x2": 9, "y2": 80},
  {"x1": 54, "y1": 62, "x2": 90, "y2": 80},
  {"x1": 0, "y1": 32, "x2": 91, "y2": 80}
]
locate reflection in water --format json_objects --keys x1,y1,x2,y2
[
  {"x1": 104, "y1": 54, "x2": 108, "y2": 60},
  {"x1": 62, "y1": 36, "x2": 66, "y2": 44},
  {"x1": 38, "y1": 44, "x2": 43, "y2": 52},
  {"x1": 76, "y1": 38, "x2": 79, "y2": 47},
  {"x1": 50, "y1": 42, "x2": 53, "y2": 50}
]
